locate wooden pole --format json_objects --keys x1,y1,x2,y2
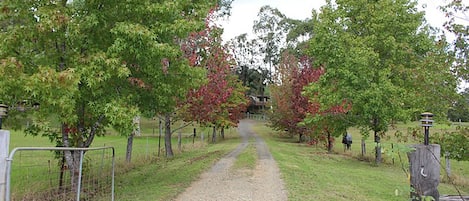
[
  {"x1": 408, "y1": 144, "x2": 440, "y2": 201},
  {"x1": 445, "y1": 152, "x2": 451, "y2": 177},
  {"x1": 178, "y1": 132, "x2": 182, "y2": 151},
  {"x1": 192, "y1": 128, "x2": 196, "y2": 144},
  {"x1": 0, "y1": 130, "x2": 10, "y2": 201}
]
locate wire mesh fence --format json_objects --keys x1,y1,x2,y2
[
  {"x1": 6, "y1": 147, "x2": 114, "y2": 201},
  {"x1": 3, "y1": 125, "x2": 236, "y2": 201}
]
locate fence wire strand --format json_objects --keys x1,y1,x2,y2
[{"x1": 6, "y1": 147, "x2": 114, "y2": 201}]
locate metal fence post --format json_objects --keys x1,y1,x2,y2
[
  {"x1": 77, "y1": 150, "x2": 84, "y2": 201},
  {"x1": 111, "y1": 148, "x2": 115, "y2": 201},
  {"x1": 0, "y1": 130, "x2": 10, "y2": 201}
]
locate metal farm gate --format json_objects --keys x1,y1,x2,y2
[{"x1": 4, "y1": 146, "x2": 115, "y2": 201}]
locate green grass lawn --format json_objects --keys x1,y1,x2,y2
[
  {"x1": 108, "y1": 137, "x2": 240, "y2": 201},
  {"x1": 5, "y1": 124, "x2": 241, "y2": 200},
  {"x1": 5, "y1": 119, "x2": 469, "y2": 200},
  {"x1": 252, "y1": 121, "x2": 469, "y2": 201}
]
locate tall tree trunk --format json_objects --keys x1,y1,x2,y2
[
  {"x1": 327, "y1": 131, "x2": 333, "y2": 153},
  {"x1": 61, "y1": 112, "x2": 103, "y2": 194},
  {"x1": 212, "y1": 126, "x2": 217, "y2": 143},
  {"x1": 158, "y1": 119, "x2": 162, "y2": 157},
  {"x1": 61, "y1": 124, "x2": 81, "y2": 194},
  {"x1": 221, "y1": 127, "x2": 225, "y2": 139},
  {"x1": 164, "y1": 113, "x2": 174, "y2": 157},
  {"x1": 58, "y1": 155, "x2": 65, "y2": 190},
  {"x1": 126, "y1": 132, "x2": 134, "y2": 163},
  {"x1": 374, "y1": 130, "x2": 381, "y2": 165}
]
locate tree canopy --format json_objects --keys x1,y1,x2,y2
[{"x1": 305, "y1": 0, "x2": 458, "y2": 163}]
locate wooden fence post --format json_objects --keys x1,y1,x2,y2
[
  {"x1": 0, "y1": 130, "x2": 10, "y2": 201},
  {"x1": 178, "y1": 132, "x2": 182, "y2": 151},
  {"x1": 407, "y1": 144, "x2": 440, "y2": 201}
]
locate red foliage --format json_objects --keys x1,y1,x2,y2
[
  {"x1": 180, "y1": 12, "x2": 247, "y2": 127},
  {"x1": 280, "y1": 55, "x2": 324, "y2": 135},
  {"x1": 271, "y1": 52, "x2": 350, "y2": 145},
  {"x1": 127, "y1": 77, "x2": 148, "y2": 89}
]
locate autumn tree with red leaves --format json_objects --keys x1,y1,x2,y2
[
  {"x1": 179, "y1": 12, "x2": 248, "y2": 142},
  {"x1": 270, "y1": 52, "x2": 323, "y2": 142},
  {"x1": 270, "y1": 51, "x2": 350, "y2": 151}
]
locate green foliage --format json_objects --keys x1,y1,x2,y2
[
  {"x1": 432, "y1": 125, "x2": 469, "y2": 161},
  {"x1": 0, "y1": 0, "x2": 219, "y2": 150},
  {"x1": 448, "y1": 88, "x2": 469, "y2": 122},
  {"x1": 306, "y1": 0, "x2": 458, "y2": 142},
  {"x1": 441, "y1": 0, "x2": 469, "y2": 82},
  {"x1": 232, "y1": 143, "x2": 257, "y2": 170},
  {"x1": 253, "y1": 5, "x2": 287, "y2": 71},
  {"x1": 252, "y1": 122, "x2": 467, "y2": 201}
]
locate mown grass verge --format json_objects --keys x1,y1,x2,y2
[
  {"x1": 97, "y1": 135, "x2": 240, "y2": 201},
  {"x1": 6, "y1": 124, "x2": 241, "y2": 201},
  {"x1": 232, "y1": 142, "x2": 257, "y2": 170},
  {"x1": 251, "y1": 121, "x2": 469, "y2": 201}
]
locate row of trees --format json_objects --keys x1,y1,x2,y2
[
  {"x1": 0, "y1": 0, "x2": 248, "y2": 192},
  {"x1": 231, "y1": 0, "x2": 467, "y2": 164},
  {"x1": 305, "y1": 0, "x2": 459, "y2": 164}
]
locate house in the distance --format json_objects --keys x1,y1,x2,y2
[{"x1": 247, "y1": 95, "x2": 270, "y2": 114}]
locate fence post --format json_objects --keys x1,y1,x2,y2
[
  {"x1": 445, "y1": 152, "x2": 451, "y2": 177},
  {"x1": 178, "y1": 132, "x2": 182, "y2": 151},
  {"x1": 77, "y1": 150, "x2": 85, "y2": 201},
  {"x1": 0, "y1": 130, "x2": 9, "y2": 201}
]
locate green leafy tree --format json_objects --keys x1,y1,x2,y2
[
  {"x1": 442, "y1": 0, "x2": 469, "y2": 82},
  {"x1": 0, "y1": 0, "x2": 219, "y2": 190},
  {"x1": 228, "y1": 34, "x2": 269, "y2": 96},
  {"x1": 448, "y1": 88, "x2": 469, "y2": 122},
  {"x1": 253, "y1": 5, "x2": 288, "y2": 82},
  {"x1": 432, "y1": 126, "x2": 469, "y2": 161},
  {"x1": 306, "y1": 0, "x2": 458, "y2": 164}
]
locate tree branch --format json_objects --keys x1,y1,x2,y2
[
  {"x1": 171, "y1": 121, "x2": 194, "y2": 135},
  {"x1": 84, "y1": 115, "x2": 105, "y2": 147}
]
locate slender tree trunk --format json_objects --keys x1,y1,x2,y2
[
  {"x1": 375, "y1": 130, "x2": 381, "y2": 165},
  {"x1": 63, "y1": 150, "x2": 81, "y2": 194},
  {"x1": 327, "y1": 131, "x2": 333, "y2": 153},
  {"x1": 61, "y1": 124, "x2": 81, "y2": 193},
  {"x1": 158, "y1": 120, "x2": 162, "y2": 157},
  {"x1": 212, "y1": 126, "x2": 217, "y2": 143},
  {"x1": 59, "y1": 155, "x2": 65, "y2": 190},
  {"x1": 164, "y1": 113, "x2": 174, "y2": 157},
  {"x1": 361, "y1": 139, "x2": 366, "y2": 156},
  {"x1": 192, "y1": 128, "x2": 196, "y2": 144},
  {"x1": 126, "y1": 132, "x2": 134, "y2": 163},
  {"x1": 221, "y1": 127, "x2": 225, "y2": 139}
]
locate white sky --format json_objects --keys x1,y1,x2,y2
[
  {"x1": 220, "y1": 0, "x2": 461, "y2": 41},
  {"x1": 219, "y1": 0, "x2": 469, "y2": 90}
]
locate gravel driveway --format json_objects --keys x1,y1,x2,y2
[{"x1": 174, "y1": 120, "x2": 288, "y2": 201}]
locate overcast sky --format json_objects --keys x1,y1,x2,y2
[
  {"x1": 219, "y1": 0, "x2": 459, "y2": 41},
  {"x1": 219, "y1": 0, "x2": 469, "y2": 89}
]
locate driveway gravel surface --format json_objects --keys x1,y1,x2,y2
[{"x1": 174, "y1": 120, "x2": 287, "y2": 201}]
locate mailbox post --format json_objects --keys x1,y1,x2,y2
[{"x1": 408, "y1": 112, "x2": 440, "y2": 201}]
